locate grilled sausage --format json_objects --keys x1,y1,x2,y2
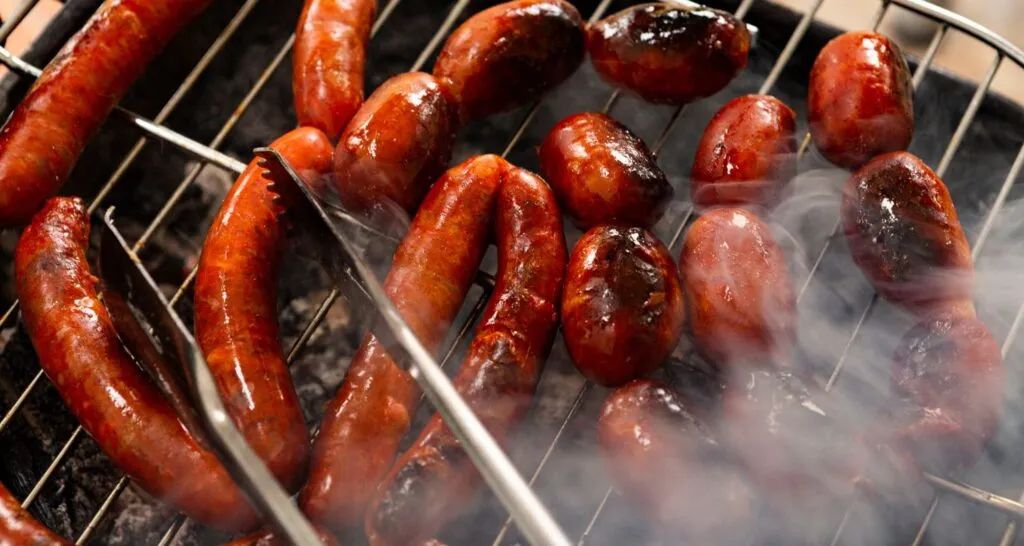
[
  {"x1": 334, "y1": 72, "x2": 458, "y2": 217},
  {"x1": 538, "y1": 112, "x2": 672, "y2": 229},
  {"x1": 366, "y1": 166, "x2": 566, "y2": 546},
  {"x1": 222, "y1": 527, "x2": 340, "y2": 546},
  {"x1": 809, "y1": 31, "x2": 914, "y2": 170},
  {"x1": 598, "y1": 379, "x2": 756, "y2": 543},
  {"x1": 433, "y1": 0, "x2": 585, "y2": 124},
  {"x1": 0, "y1": 0, "x2": 214, "y2": 228},
  {"x1": 15, "y1": 198, "x2": 256, "y2": 531},
  {"x1": 561, "y1": 225, "x2": 685, "y2": 387},
  {"x1": 587, "y1": 3, "x2": 750, "y2": 105},
  {"x1": 691, "y1": 95, "x2": 798, "y2": 208},
  {"x1": 194, "y1": 127, "x2": 333, "y2": 493},
  {"x1": 301, "y1": 155, "x2": 505, "y2": 530},
  {"x1": 680, "y1": 208, "x2": 795, "y2": 370},
  {"x1": 294, "y1": 0, "x2": 377, "y2": 140},
  {"x1": 0, "y1": 482, "x2": 69, "y2": 546},
  {"x1": 842, "y1": 151, "x2": 974, "y2": 319}
]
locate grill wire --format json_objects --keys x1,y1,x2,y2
[{"x1": 0, "y1": 0, "x2": 1023, "y2": 544}]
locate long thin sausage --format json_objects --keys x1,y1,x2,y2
[
  {"x1": 194, "y1": 127, "x2": 334, "y2": 492},
  {"x1": 300, "y1": 155, "x2": 505, "y2": 530},
  {"x1": 365, "y1": 166, "x2": 566, "y2": 546},
  {"x1": 0, "y1": 0, "x2": 214, "y2": 228},
  {"x1": 15, "y1": 198, "x2": 256, "y2": 531},
  {"x1": 0, "y1": 482, "x2": 70, "y2": 546}
]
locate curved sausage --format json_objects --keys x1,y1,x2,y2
[
  {"x1": 680, "y1": 207, "x2": 795, "y2": 371},
  {"x1": 294, "y1": 0, "x2": 377, "y2": 140},
  {"x1": 538, "y1": 112, "x2": 672, "y2": 229},
  {"x1": 0, "y1": 0, "x2": 214, "y2": 228},
  {"x1": 561, "y1": 225, "x2": 685, "y2": 387},
  {"x1": 0, "y1": 482, "x2": 69, "y2": 546},
  {"x1": 194, "y1": 127, "x2": 334, "y2": 493},
  {"x1": 809, "y1": 31, "x2": 914, "y2": 170},
  {"x1": 842, "y1": 151, "x2": 974, "y2": 319},
  {"x1": 691, "y1": 95, "x2": 798, "y2": 208},
  {"x1": 433, "y1": 0, "x2": 585, "y2": 124},
  {"x1": 300, "y1": 155, "x2": 506, "y2": 530},
  {"x1": 366, "y1": 166, "x2": 566, "y2": 546},
  {"x1": 587, "y1": 3, "x2": 750, "y2": 105},
  {"x1": 15, "y1": 198, "x2": 256, "y2": 532},
  {"x1": 221, "y1": 527, "x2": 340, "y2": 546},
  {"x1": 598, "y1": 379, "x2": 756, "y2": 543},
  {"x1": 334, "y1": 72, "x2": 458, "y2": 217}
]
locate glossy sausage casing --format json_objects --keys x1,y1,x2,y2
[
  {"x1": 366, "y1": 166, "x2": 566, "y2": 546},
  {"x1": 15, "y1": 198, "x2": 255, "y2": 531},
  {"x1": 194, "y1": 127, "x2": 333, "y2": 492},
  {"x1": 301, "y1": 155, "x2": 505, "y2": 530},
  {"x1": 842, "y1": 151, "x2": 974, "y2": 318},
  {"x1": 334, "y1": 72, "x2": 458, "y2": 217},
  {"x1": 561, "y1": 225, "x2": 685, "y2": 387},
  {"x1": 0, "y1": 0, "x2": 214, "y2": 228},
  {"x1": 538, "y1": 112, "x2": 672, "y2": 229},
  {"x1": 0, "y1": 482, "x2": 69, "y2": 545},
  {"x1": 294, "y1": 0, "x2": 377, "y2": 140},
  {"x1": 691, "y1": 95, "x2": 798, "y2": 208},
  {"x1": 587, "y1": 3, "x2": 749, "y2": 105},
  {"x1": 433, "y1": 0, "x2": 585, "y2": 123},
  {"x1": 809, "y1": 31, "x2": 914, "y2": 170}
]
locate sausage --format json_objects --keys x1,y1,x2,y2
[
  {"x1": 433, "y1": 0, "x2": 585, "y2": 124},
  {"x1": 365, "y1": 166, "x2": 566, "y2": 546},
  {"x1": 680, "y1": 208, "x2": 795, "y2": 371},
  {"x1": 809, "y1": 31, "x2": 914, "y2": 170},
  {"x1": 691, "y1": 95, "x2": 798, "y2": 208},
  {"x1": 538, "y1": 112, "x2": 672, "y2": 229},
  {"x1": 300, "y1": 155, "x2": 505, "y2": 530},
  {"x1": 0, "y1": 482, "x2": 69, "y2": 546},
  {"x1": 561, "y1": 225, "x2": 685, "y2": 387},
  {"x1": 221, "y1": 527, "x2": 340, "y2": 546},
  {"x1": 333, "y1": 72, "x2": 458, "y2": 217},
  {"x1": 598, "y1": 379, "x2": 755, "y2": 543},
  {"x1": 294, "y1": 0, "x2": 377, "y2": 140},
  {"x1": 0, "y1": 0, "x2": 214, "y2": 228},
  {"x1": 891, "y1": 315, "x2": 1002, "y2": 474},
  {"x1": 14, "y1": 198, "x2": 256, "y2": 531},
  {"x1": 841, "y1": 151, "x2": 974, "y2": 319},
  {"x1": 586, "y1": 4, "x2": 750, "y2": 105},
  {"x1": 194, "y1": 128, "x2": 333, "y2": 492}
]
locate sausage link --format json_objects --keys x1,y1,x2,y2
[
  {"x1": 294, "y1": 0, "x2": 377, "y2": 140},
  {"x1": 366, "y1": 166, "x2": 566, "y2": 546},
  {"x1": 0, "y1": 482, "x2": 69, "y2": 546},
  {"x1": 15, "y1": 198, "x2": 256, "y2": 531},
  {"x1": 194, "y1": 127, "x2": 334, "y2": 493},
  {"x1": 0, "y1": 0, "x2": 214, "y2": 228},
  {"x1": 300, "y1": 155, "x2": 506, "y2": 530},
  {"x1": 221, "y1": 526, "x2": 340, "y2": 546}
]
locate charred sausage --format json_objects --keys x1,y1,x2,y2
[
  {"x1": 366, "y1": 166, "x2": 566, "y2": 546},
  {"x1": 587, "y1": 3, "x2": 750, "y2": 105},
  {"x1": 680, "y1": 207, "x2": 795, "y2": 370},
  {"x1": 334, "y1": 72, "x2": 458, "y2": 217},
  {"x1": 809, "y1": 31, "x2": 914, "y2": 170},
  {"x1": 842, "y1": 151, "x2": 974, "y2": 319},
  {"x1": 433, "y1": 0, "x2": 585, "y2": 124},
  {"x1": 294, "y1": 0, "x2": 377, "y2": 140},
  {"x1": 194, "y1": 127, "x2": 333, "y2": 493},
  {"x1": 561, "y1": 225, "x2": 685, "y2": 387},
  {"x1": 0, "y1": 482, "x2": 69, "y2": 545},
  {"x1": 15, "y1": 198, "x2": 256, "y2": 531},
  {"x1": 0, "y1": 0, "x2": 214, "y2": 228},
  {"x1": 221, "y1": 527, "x2": 340, "y2": 546},
  {"x1": 538, "y1": 112, "x2": 672, "y2": 229},
  {"x1": 691, "y1": 95, "x2": 798, "y2": 208},
  {"x1": 300, "y1": 155, "x2": 506, "y2": 530}
]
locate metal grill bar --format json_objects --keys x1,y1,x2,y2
[{"x1": 0, "y1": 0, "x2": 41, "y2": 43}]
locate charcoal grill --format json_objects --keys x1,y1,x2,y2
[{"x1": 2, "y1": 0, "x2": 1024, "y2": 544}]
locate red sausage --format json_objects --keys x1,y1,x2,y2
[
  {"x1": 365, "y1": 166, "x2": 566, "y2": 546},
  {"x1": 194, "y1": 128, "x2": 334, "y2": 493},
  {"x1": 0, "y1": 0, "x2": 214, "y2": 228},
  {"x1": 221, "y1": 527, "x2": 340, "y2": 546},
  {"x1": 294, "y1": 0, "x2": 377, "y2": 140},
  {"x1": 300, "y1": 155, "x2": 506, "y2": 530},
  {"x1": 691, "y1": 95, "x2": 798, "y2": 208},
  {"x1": 0, "y1": 482, "x2": 69, "y2": 545},
  {"x1": 15, "y1": 198, "x2": 256, "y2": 532},
  {"x1": 333, "y1": 72, "x2": 458, "y2": 216}
]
